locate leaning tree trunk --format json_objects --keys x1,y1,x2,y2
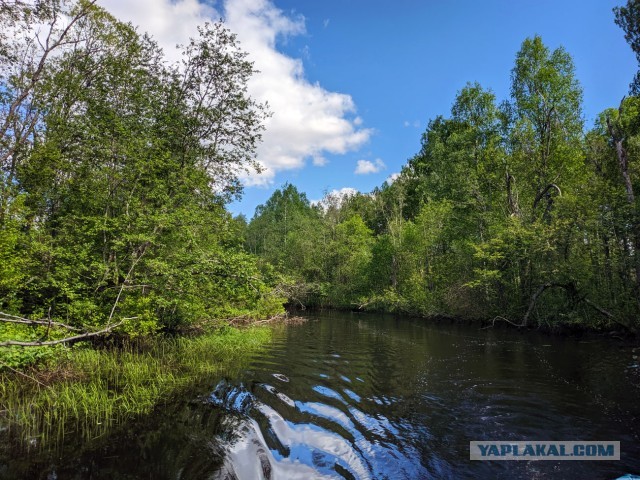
[{"x1": 607, "y1": 112, "x2": 640, "y2": 300}]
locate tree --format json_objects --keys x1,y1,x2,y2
[
  {"x1": 587, "y1": 99, "x2": 640, "y2": 307},
  {"x1": 1, "y1": 0, "x2": 97, "y2": 219},
  {"x1": 246, "y1": 184, "x2": 326, "y2": 280},
  {"x1": 1, "y1": 1, "x2": 276, "y2": 352},
  {"x1": 614, "y1": 0, "x2": 640, "y2": 94},
  {"x1": 328, "y1": 215, "x2": 372, "y2": 304},
  {"x1": 509, "y1": 35, "x2": 584, "y2": 220}
]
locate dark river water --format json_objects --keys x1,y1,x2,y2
[{"x1": 3, "y1": 312, "x2": 640, "y2": 479}]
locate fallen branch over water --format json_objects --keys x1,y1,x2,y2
[
  {"x1": 482, "y1": 281, "x2": 635, "y2": 332},
  {"x1": 523, "y1": 282, "x2": 634, "y2": 332},
  {"x1": 481, "y1": 315, "x2": 526, "y2": 329},
  {"x1": 227, "y1": 312, "x2": 307, "y2": 327}
]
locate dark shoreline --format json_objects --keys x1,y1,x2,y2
[{"x1": 289, "y1": 305, "x2": 639, "y2": 340}]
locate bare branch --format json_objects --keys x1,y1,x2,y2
[
  {"x1": 0, "y1": 318, "x2": 130, "y2": 347},
  {"x1": 532, "y1": 183, "x2": 562, "y2": 211},
  {"x1": 0, "y1": 311, "x2": 81, "y2": 331},
  {"x1": 523, "y1": 282, "x2": 553, "y2": 326},
  {"x1": 481, "y1": 315, "x2": 526, "y2": 329},
  {"x1": 522, "y1": 282, "x2": 635, "y2": 332},
  {"x1": 106, "y1": 238, "x2": 152, "y2": 325}
]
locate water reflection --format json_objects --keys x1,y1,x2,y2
[
  {"x1": 2, "y1": 312, "x2": 639, "y2": 479},
  {"x1": 203, "y1": 313, "x2": 640, "y2": 479}
]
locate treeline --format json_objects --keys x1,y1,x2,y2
[
  {"x1": 244, "y1": 12, "x2": 640, "y2": 332},
  {"x1": 0, "y1": 0, "x2": 284, "y2": 360}
]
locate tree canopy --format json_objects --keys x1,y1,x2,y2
[
  {"x1": 245, "y1": 29, "x2": 640, "y2": 332},
  {"x1": 0, "y1": 0, "x2": 280, "y2": 360}
]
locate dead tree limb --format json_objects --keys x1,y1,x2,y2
[
  {"x1": 582, "y1": 299, "x2": 634, "y2": 331},
  {"x1": 107, "y1": 248, "x2": 146, "y2": 325},
  {"x1": 481, "y1": 315, "x2": 526, "y2": 329},
  {"x1": 523, "y1": 282, "x2": 634, "y2": 332},
  {"x1": 523, "y1": 282, "x2": 553, "y2": 326},
  {"x1": 0, "y1": 361, "x2": 48, "y2": 388},
  {"x1": 0, "y1": 311, "x2": 81, "y2": 331},
  {"x1": 606, "y1": 106, "x2": 635, "y2": 205},
  {"x1": 532, "y1": 183, "x2": 562, "y2": 212},
  {"x1": 0, "y1": 318, "x2": 132, "y2": 347},
  {"x1": 0, "y1": 240, "x2": 149, "y2": 348},
  {"x1": 352, "y1": 300, "x2": 372, "y2": 310},
  {"x1": 506, "y1": 172, "x2": 520, "y2": 217},
  {"x1": 606, "y1": 105, "x2": 640, "y2": 296}
]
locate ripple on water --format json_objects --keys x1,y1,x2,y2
[
  {"x1": 272, "y1": 373, "x2": 290, "y2": 382},
  {"x1": 343, "y1": 388, "x2": 361, "y2": 403},
  {"x1": 312, "y1": 385, "x2": 347, "y2": 404},
  {"x1": 203, "y1": 315, "x2": 640, "y2": 480}
]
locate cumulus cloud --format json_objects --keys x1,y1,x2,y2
[
  {"x1": 386, "y1": 172, "x2": 401, "y2": 184},
  {"x1": 312, "y1": 155, "x2": 328, "y2": 167},
  {"x1": 100, "y1": 0, "x2": 371, "y2": 186},
  {"x1": 355, "y1": 158, "x2": 385, "y2": 175},
  {"x1": 99, "y1": 0, "x2": 214, "y2": 64},
  {"x1": 312, "y1": 187, "x2": 358, "y2": 209}
]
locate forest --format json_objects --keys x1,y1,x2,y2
[
  {"x1": 1, "y1": 0, "x2": 640, "y2": 375},
  {"x1": 244, "y1": 8, "x2": 640, "y2": 334},
  {"x1": 0, "y1": 0, "x2": 289, "y2": 369},
  {"x1": 0, "y1": 0, "x2": 639, "y2": 463},
  {"x1": 2, "y1": 1, "x2": 640, "y2": 474}
]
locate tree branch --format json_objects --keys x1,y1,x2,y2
[
  {"x1": 481, "y1": 315, "x2": 526, "y2": 329},
  {"x1": 523, "y1": 282, "x2": 553, "y2": 326},
  {"x1": 0, "y1": 318, "x2": 133, "y2": 347},
  {"x1": 0, "y1": 311, "x2": 81, "y2": 331},
  {"x1": 0, "y1": 361, "x2": 48, "y2": 388},
  {"x1": 532, "y1": 183, "x2": 562, "y2": 212},
  {"x1": 522, "y1": 282, "x2": 634, "y2": 332}
]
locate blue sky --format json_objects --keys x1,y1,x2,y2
[
  {"x1": 102, "y1": 0, "x2": 637, "y2": 218},
  {"x1": 231, "y1": 0, "x2": 637, "y2": 217}
]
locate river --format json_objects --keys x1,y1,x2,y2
[{"x1": 2, "y1": 311, "x2": 640, "y2": 479}]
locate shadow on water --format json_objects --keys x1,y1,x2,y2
[{"x1": 1, "y1": 311, "x2": 640, "y2": 479}]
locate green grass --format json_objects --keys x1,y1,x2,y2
[{"x1": 0, "y1": 326, "x2": 271, "y2": 448}]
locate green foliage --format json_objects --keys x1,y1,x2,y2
[
  {"x1": 246, "y1": 34, "x2": 640, "y2": 331},
  {"x1": 0, "y1": 323, "x2": 61, "y2": 369},
  {"x1": 0, "y1": 327, "x2": 271, "y2": 447},
  {"x1": 0, "y1": 0, "x2": 284, "y2": 358},
  {"x1": 615, "y1": 0, "x2": 640, "y2": 94}
]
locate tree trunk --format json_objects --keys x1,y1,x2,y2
[{"x1": 606, "y1": 112, "x2": 640, "y2": 295}]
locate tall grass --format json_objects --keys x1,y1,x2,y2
[{"x1": 0, "y1": 327, "x2": 271, "y2": 449}]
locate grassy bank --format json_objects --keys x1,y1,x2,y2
[{"x1": 0, "y1": 327, "x2": 271, "y2": 449}]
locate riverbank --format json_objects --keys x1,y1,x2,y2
[
  {"x1": 0, "y1": 326, "x2": 272, "y2": 451},
  {"x1": 7, "y1": 312, "x2": 637, "y2": 479},
  {"x1": 290, "y1": 302, "x2": 638, "y2": 339}
]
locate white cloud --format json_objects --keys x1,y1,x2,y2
[
  {"x1": 329, "y1": 187, "x2": 358, "y2": 198},
  {"x1": 386, "y1": 172, "x2": 401, "y2": 184},
  {"x1": 323, "y1": 18, "x2": 330, "y2": 28},
  {"x1": 312, "y1": 155, "x2": 328, "y2": 167},
  {"x1": 355, "y1": 158, "x2": 385, "y2": 175},
  {"x1": 99, "y1": 0, "x2": 214, "y2": 64},
  {"x1": 100, "y1": 0, "x2": 371, "y2": 187},
  {"x1": 312, "y1": 187, "x2": 358, "y2": 209}
]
